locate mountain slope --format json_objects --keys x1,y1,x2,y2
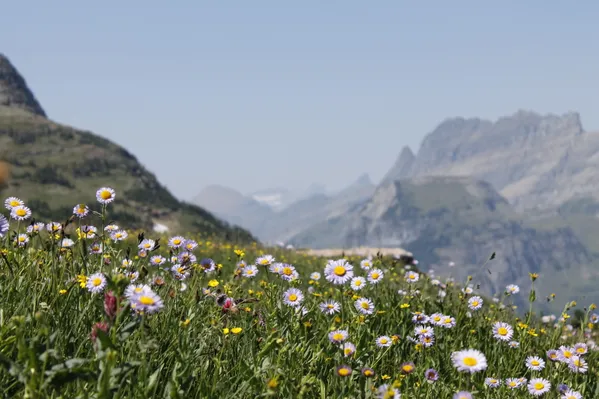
[
  {"x1": 384, "y1": 110, "x2": 599, "y2": 213},
  {"x1": 289, "y1": 176, "x2": 599, "y2": 311},
  {"x1": 0, "y1": 54, "x2": 255, "y2": 242}
]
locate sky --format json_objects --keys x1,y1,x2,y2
[{"x1": 2, "y1": 1, "x2": 598, "y2": 200}]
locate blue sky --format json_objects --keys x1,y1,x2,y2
[{"x1": 2, "y1": 1, "x2": 598, "y2": 199}]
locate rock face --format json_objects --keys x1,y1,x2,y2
[
  {"x1": 0, "y1": 54, "x2": 255, "y2": 242},
  {"x1": 290, "y1": 177, "x2": 598, "y2": 311},
  {"x1": 0, "y1": 54, "x2": 46, "y2": 117},
  {"x1": 384, "y1": 110, "x2": 595, "y2": 212}
]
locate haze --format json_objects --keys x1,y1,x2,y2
[{"x1": 2, "y1": 0, "x2": 598, "y2": 198}]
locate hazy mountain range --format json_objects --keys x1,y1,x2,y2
[{"x1": 193, "y1": 110, "x2": 599, "y2": 311}]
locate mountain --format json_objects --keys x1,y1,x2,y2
[
  {"x1": 192, "y1": 185, "x2": 273, "y2": 233},
  {"x1": 191, "y1": 174, "x2": 376, "y2": 243},
  {"x1": 388, "y1": 110, "x2": 598, "y2": 213},
  {"x1": 289, "y1": 176, "x2": 599, "y2": 311},
  {"x1": 0, "y1": 54, "x2": 255, "y2": 242}
]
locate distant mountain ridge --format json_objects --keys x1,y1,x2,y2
[{"x1": 0, "y1": 53, "x2": 255, "y2": 242}]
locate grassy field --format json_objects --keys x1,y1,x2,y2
[{"x1": 0, "y1": 188, "x2": 597, "y2": 398}]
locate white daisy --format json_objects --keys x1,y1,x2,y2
[
  {"x1": 350, "y1": 276, "x2": 367, "y2": 291},
  {"x1": 324, "y1": 259, "x2": 354, "y2": 285},
  {"x1": 354, "y1": 297, "x2": 375, "y2": 315},
  {"x1": 527, "y1": 378, "x2": 551, "y2": 396},
  {"x1": 367, "y1": 268, "x2": 384, "y2": 284},
  {"x1": 451, "y1": 349, "x2": 488, "y2": 373},
  {"x1": 283, "y1": 288, "x2": 304, "y2": 307},
  {"x1": 86, "y1": 273, "x2": 107, "y2": 294}
]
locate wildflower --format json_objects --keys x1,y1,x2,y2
[
  {"x1": 256, "y1": 255, "x2": 275, "y2": 266},
  {"x1": 527, "y1": 378, "x2": 550, "y2": 396},
  {"x1": 451, "y1": 349, "x2": 488, "y2": 373},
  {"x1": 59, "y1": 289, "x2": 67, "y2": 295},
  {"x1": 104, "y1": 291, "x2": 118, "y2": 320},
  {"x1": 283, "y1": 288, "x2": 304, "y2": 307},
  {"x1": 4, "y1": 196, "x2": 23, "y2": 210},
  {"x1": 360, "y1": 258, "x2": 372, "y2": 270},
  {"x1": 377, "y1": 384, "x2": 400, "y2": 399},
  {"x1": 484, "y1": 377, "x2": 501, "y2": 387},
  {"x1": 171, "y1": 264, "x2": 190, "y2": 280},
  {"x1": 10, "y1": 205, "x2": 31, "y2": 221},
  {"x1": 424, "y1": 368, "x2": 439, "y2": 383},
  {"x1": 336, "y1": 365, "x2": 352, "y2": 377},
  {"x1": 319, "y1": 300, "x2": 341, "y2": 315},
  {"x1": 177, "y1": 251, "x2": 196, "y2": 265},
  {"x1": 242, "y1": 265, "x2": 259, "y2": 278},
  {"x1": 324, "y1": 259, "x2": 354, "y2": 284},
  {"x1": 508, "y1": 341, "x2": 520, "y2": 348},
  {"x1": 453, "y1": 392, "x2": 473, "y2": 399},
  {"x1": 328, "y1": 329, "x2": 348, "y2": 344},
  {"x1": 342, "y1": 342, "x2": 356, "y2": 357},
  {"x1": 86, "y1": 273, "x2": 107, "y2": 294},
  {"x1": 525, "y1": 356, "x2": 545, "y2": 371},
  {"x1": 231, "y1": 327, "x2": 242, "y2": 334},
  {"x1": 414, "y1": 325, "x2": 434, "y2": 337},
  {"x1": 492, "y1": 322, "x2": 514, "y2": 341},
  {"x1": 15, "y1": 233, "x2": 28, "y2": 246},
  {"x1": 350, "y1": 276, "x2": 367, "y2": 291},
  {"x1": 89, "y1": 242, "x2": 103, "y2": 254},
  {"x1": 73, "y1": 204, "x2": 89, "y2": 218},
  {"x1": 376, "y1": 335, "x2": 392, "y2": 347},
  {"x1": 110, "y1": 230, "x2": 128, "y2": 241},
  {"x1": 419, "y1": 334, "x2": 435, "y2": 347},
  {"x1": 149, "y1": 255, "x2": 166, "y2": 266},
  {"x1": 26, "y1": 222, "x2": 44, "y2": 234},
  {"x1": 558, "y1": 346, "x2": 574, "y2": 362},
  {"x1": 404, "y1": 271, "x2": 419, "y2": 283},
  {"x1": 400, "y1": 361, "x2": 415, "y2": 374},
  {"x1": 573, "y1": 342, "x2": 588, "y2": 355},
  {"x1": 138, "y1": 238, "x2": 155, "y2": 251},
  {"x1": 183, "y1": 239, "x2": 198, "y2": 251},
  {"x1": 361, "y1": 367, "x2": 375, "y2": 378},
  {"x1": 505, "y1": 378, "x2": 522, "y2": 389},
  {"x1": 168, "y1": 236, "x2": 185, "y2": 248},
  {"x1": 104, "y1": 224, "x2": 119, "y2": 232},
  {"x1": 96, "y1": 187, "x2": 115, "y2": 204},
  {"x1": 199, "y1": 258, "x2": 216, "y2": 273},
  {"x1": 310, "y1": 272, "x2": 321, "y2": 280},
  {"x1": 546, "y1": 349, "x2": 559, "y2": 361},
  {"x1": 367, "y1": 268, "x2": 384, "y2": 284},
  {"x1": 130, "y1": 288, "x2": 164, "y2": 314},
  {"x1": 440, "y1": 315, "x2": 456, "y2": 328},
  {"x1": 411, "y1": 312, "x2": 429, "y2": 324},
  {"x1": 208, "y1": 279, "x2": 219, "y2": 288},
  {"x1": 467, "y1": 296, "x2": 483, "y2": 310},
  {"x1": 506, "y1": 284, "x2": 520, "y2": 294},
  {"x1": 278, "y1": 264, "x2": 299, "y2": 281},
  {"x1": 562, "y1": 390, "x2": 583, "y2": 399},
  {"x1": 568, "y1": 355, "x2": 588, "y2": 373},
  {"x1": 0, "y1": 215, "x2": 8, "y2": 237},
  {"x1": 354, "y1": 297, "x2": 375, "y2": 315}
]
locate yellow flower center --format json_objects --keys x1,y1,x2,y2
[
  {"x1": 10, "y1": 200, "x2": 20, "y2": 206},
  {"x1": 360, "y1": 302, "x2": 369, "y2": 309},
  {"x1": 260, "y1": 259, "x2": 269, "y2": 265},
  {"x1": 288, "y1": 294, "x2": 297, "y2": 302},
  {"x1": 576, "y1": 348, "x2": 585, "y2": 353},
  {"x1": 463, "y1": 357, "x2": 477, "y2": 367},
  {"x1": 531, "y1": 360, "x2": 539, "y2": 366},
  {"x1": 471, "y1": 301, "x2": 479, "y2": 307},
  {"x1": 534, "y1": 382, "x2": 545, "y2": 390},
  {"x1": 139, "y1": 296, "x2": 155, "y2": 305},
  {"x1": 282, "y1": 267, "x2": 293, "y2": 275},
  {"x1": 371, "y1": 273, "x2": 379, "y2": 279},
  {"x1": 92, "y1": 277, "x2": 102, "y2": 286},
  {"x1": 402, "y1": 365, "x2": 413, "y2": 372},
  {"x1": 338, "y1": 368, "x2": 351, "y2": 376},
  {"x1": 409, "y1": 273, "x2": 415, "y2": 279},
  {"x1": 173, "y1": 239, "x2": 181, "y2": 244},
  {"x1": 327, "y1": 304, "x2": 334, "y2": 309},
  {"x1": 100, "y1": 190, "x2": 112, "y2": 199},
  {"x1": 564, "y1": 351, "x2": 572, "y2": 358},
  {"x1": 16, "y1": 209, "x2": 26, "y2": 216},
  {"x1": 333, "y1": 266, "x2": 346, "y2": 276},
  {"x1": 380, "y1": 338, "x2": 388, "y2": 344},
  {"x1": 498, "y1": 327, "x2": 508, "y2": 335},
  {"x1": 354, "y1": 280, "x2": 362, "y2": 286},
  {"x1": 508, "y1": 382, "x2": 516, "y2": 387},
  {"x1": 332, "y1": 333, "x2": 344, "y2": 341}
]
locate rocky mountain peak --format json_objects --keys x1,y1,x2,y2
[
  {"x1": 0, "y1": 54, "x2": 46, "y2": 117},
  {"x1": 380, "y1": 146, "x2": 415, "y2": 184}
]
